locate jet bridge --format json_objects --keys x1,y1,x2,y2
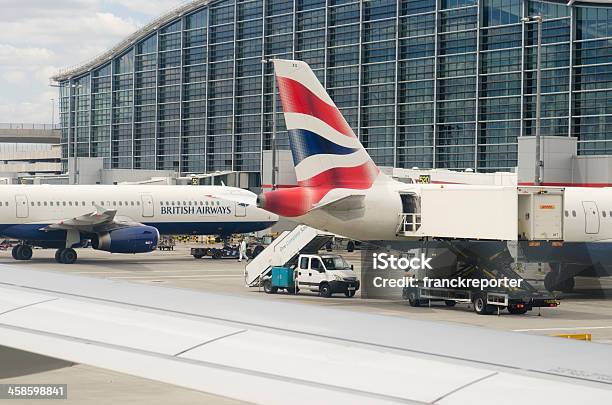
[
  {"x1": 396, "y1": 185, "x2": 518, "y2": 240},
  {"x1": 245, "y1": 225, "x2": 333, "y2": 287}
]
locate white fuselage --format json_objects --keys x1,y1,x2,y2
[{"x1": 0, "y1": 185, "x2": 277, "y2": 242}]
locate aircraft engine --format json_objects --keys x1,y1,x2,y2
[{"x1": 91, "y1": 225, "x2": 159, "y2": 254}]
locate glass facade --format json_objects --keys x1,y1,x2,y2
[{"x1": 57, "y1": 0, "x2": 612, "y2": 174}]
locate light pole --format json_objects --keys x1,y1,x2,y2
[
  {"x1": 51, "y1": 98, "x2": 55, "y2": 128},
  {"x1": 262, "y1": 59, "x2": 277, "y2": 190},
  {"x1": 522, "y1": 15, "x2": 543, "y2": 185}
]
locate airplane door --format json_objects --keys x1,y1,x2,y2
[
  {"x1": 141, "y1": 194, "x2": 154, "y2": 217},
  {"x1": 582, "y1": 201, "x2": 600, "y2": 234},
  {"x1": 235, "y1": 202, "x2": 247, "y2": 217},
  {"x1": 15, "y1": 195, "x2": 28, "y2": 218}
]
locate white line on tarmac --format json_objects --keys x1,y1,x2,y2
[
  {"x1": 513, "y1": 326, "x2": 612, "y2": 332},
  {"x1": 108, "y1": 275, "x2": 243, "y2": 280},
  {"x1": 76, "y1": 270, "x2": 235, "y2": 274}
]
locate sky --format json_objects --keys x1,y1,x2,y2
[{"x1": 0, "y1": 0, "x2": 191, "y2": 124}]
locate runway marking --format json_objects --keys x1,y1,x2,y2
[
  {"x1": 513, "y1": 326, "x2": 612, "y2": 332},
  {"x1": 108, "y1": 275, "x2": 243, "y2": 280}
]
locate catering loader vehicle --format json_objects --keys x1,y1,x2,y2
[
  {"x1": 245, "y1": 225, "x2": 360, "y2": 298},
  {"x1": 265, "y1": 253, "x2": 359, "y2": 297}
]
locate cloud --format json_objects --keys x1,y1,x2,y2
[
  {"x1": 0, "y1": 0, "x2": 162, "y2": 123},
  {"x1": 0, "y1": 45, "x2": 55, "y2": 66}
]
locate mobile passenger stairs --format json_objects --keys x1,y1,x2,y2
[
  {"x1": 402, "y1": 241, "x2": 559, "y2": 315},
  {"x1": 245, "y1": 225, "x2": 333, "y2": 288}
]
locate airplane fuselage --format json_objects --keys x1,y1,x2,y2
[{"x1": 0, "y1": 184, "x2": 277, "y2": 248}]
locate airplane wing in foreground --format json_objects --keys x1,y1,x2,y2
[{"x1": 0, "y1": 266, "x2": 611, "y2": 405}]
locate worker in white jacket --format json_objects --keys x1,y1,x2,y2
[{"x1": 238, "y1": 238, "x2": 248, "y2": 262}]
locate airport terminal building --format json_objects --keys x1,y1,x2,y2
[{"x1": 53, "y1": 0, "x2": 612, "y2": 178}]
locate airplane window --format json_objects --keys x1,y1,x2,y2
[
  {"x1": 137, "y1": 201, "x2": 140, "y2": 206},
  {"x1": 160, "y1": 201, "x2": 164, "y2": 206},
  {"x1": 119, "y1": 201, "x2": 122, "y2": 206},
  {"x1": 50, "y1": 202, "x2": 54, "y2": 206},
  {"x1": 44, "y1": 202, "x2": 47, "y2": 206},
  {"x1": 113, "y1": 201, "x2": 117, "y2": 206},
  {"x1": 610, "y1": 211, "x2": 612, "y2": 217},
  {"x1": 124, "y1": 201, "x2": 128, "y2": 206},
  {"x1": 205, "y1": 201, "x2": 209, "y2": 206},
  {"x1": 603, "y1": 211, "x2": 607, "y2": 218},
  {"x1": 68, "y1": 202, "x2": 72, "y2": 206},
  {"x1": 131, "y1": 201, "x2": 134, "y2": 206},
  {"x1": 31, "y1": 202, "x2": 34, "y2": 206},
  {"x1": 37, "y1": 202, "x2": 41, "y2": 206},
  {"x1": 572, "y1": 210, "x2": 576, "y2": 217},
  {"x1": 183, "y1": 201, "x2": 187, "y2": 205},
  {"x1": 564, "y1": 210, "x2": 568, "y2": 217},
  {"x1": 0, "y1": 202, "x2": 3, "y2": 207}
]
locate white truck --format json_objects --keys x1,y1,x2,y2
[
  {"x1": 245, "y1": 225, "x2": 360, "y2": 298},
  {"x1": 263, "y1": 253, "x2": 360, "y2": 298}
]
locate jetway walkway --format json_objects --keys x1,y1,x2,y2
[{"x1": 245, "y1": 225, "x2": 333, "y2": 287}]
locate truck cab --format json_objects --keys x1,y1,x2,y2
[{"x1": 295, "y1": 254, "x2": 360, "y2": 297}]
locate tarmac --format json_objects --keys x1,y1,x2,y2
[{"x1": 1, "y1": 244, "x2": 612, "y2": 404}]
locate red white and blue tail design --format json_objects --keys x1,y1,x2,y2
[
  {"x1": 258, "y1": 60, "x2": 381, "y2": 217},
  {"x1": 274, "y1": 59, "x2": 379, "y2": 189}
]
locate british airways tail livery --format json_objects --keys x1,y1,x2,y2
[
  {"x1": 0, "y1": 185, "x2": 277, "y2": 264},
  {"x1": 257, "y1": 59, "x2": 612, "y2": 247},
  {"x1": 258, "y1": 59, "x2": 388, "y2": 219}
]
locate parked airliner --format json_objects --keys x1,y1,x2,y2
[
  {"x1": 0, "y1": 185, "x2": 277, "y2": 264},
  {"x1": 257, "y1": 59, "x2": 612, "y2": 291}
]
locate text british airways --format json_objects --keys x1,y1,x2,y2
[{"x1": 160, "y1": 206, "x2": 232, "y2": 215}]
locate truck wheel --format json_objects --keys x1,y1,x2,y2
[
  {"x1": 212, "y1": 250, "x2": 221, "y2": 259},
  {"x1": 345, "y1": 290, "x2": 356, "y2": 298},
  {"x1": 347, "y1": 241, "x2": 355, "y2": 252},
  {"x1": 473, "y1": 294, "x2": 493, "y2": 315},
  {"x1": 263, "y1": 279, "x2": 277, "y2": 294},
  {"x1": 193, "y1": 253, "x2": 203, "y2": 259},
  {"x1": 319, "y1": 283, "x2": 332, "y2": 298},
  {"x1": 444, "y1": 300, "x2": 456, "y2": 307}
]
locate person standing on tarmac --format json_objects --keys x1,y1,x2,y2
[{"x1": 238, "y1": 238, "x2": 249, "y2": 262}]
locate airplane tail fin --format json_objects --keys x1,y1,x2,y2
[{"x1": 272, "y1": 59, "x2": 380, "y2": 189}]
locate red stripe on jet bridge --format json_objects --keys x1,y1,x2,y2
[
  {"x1": 519, "y1": 182, "x2": 612, "y2": 188},
  {"x1": 276, "y1": 76, "x2": 355, "y2": 138},
  {"x1": 297, "y1": 160, "x2": 379, "y2": 189}
]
